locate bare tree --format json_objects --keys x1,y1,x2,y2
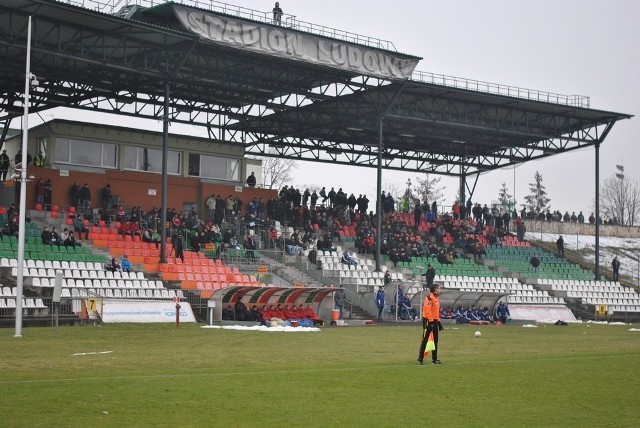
[
  {"x1": 600, "y1": 175, "x2": 640, "y2": 225},
  {"x1": 257, "y1": 149, "x2": 298, "y2": 189}
]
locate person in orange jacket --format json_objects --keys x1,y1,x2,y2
[{"x1": 417, "y1": 284, "x2": 444, "y2": 365}]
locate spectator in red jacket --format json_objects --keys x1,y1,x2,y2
[{"x1": 118, "y1": 221, "x2": 132, "y2": 237}]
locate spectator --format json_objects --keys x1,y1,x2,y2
[
  {"x1": 272, "y1": 2, "x2": 283, "y2": 25},
  {"x1": 333, "y1": 285, "x2": 346, "y2": 320},
  {"x1": 556, "y1": 236, "x2": 564, "y2": 258},
  {"x1": 69, "y1": 181, "x2": 81, "y2": 208},
  {"x1": 73, "y1": 215, "x2": 90, "y2": 240},
  {"x1": 393, "y1": 285, "x2": 404, "y2": 320},
  {"x1": 375, "y1": 286, "x2": 385, "y2": 322},
  {"x1": 173, "y1": 233, "x2": 184, "y2": 263},
  {"x1": 33, "y1": 151, "x2": 45, "y2": 167},
  {"x1": 40, "y1": 226, "x2": 53, "y2": 245},
  {"x1": 79, "y1": 183, "x2": 91, "y2": 208},
  {"x1": 244, "y1": 234, "x2": 256, "y2": 262},
  {"x1": 43, "y1": 179, "x2": 53, "y2": 211},
  {"x1": 530, "y1": 253, "x2": 540, "y2": 273},
  {"x1": 495, "y1": 301, "x2": 510, "y2": 324},
  {"x1": 612, "y1": 256, "x2": 621, "y2": 282},
  {"x1": 105, "y1": 256, "x2": 120, "y2": 272},
  {"x1": 423, "y1": 263, "x2": 436, "y2": 290},
  {"x1": 341, "y1": 250, "x2": 358, "y2": 266},
  {"x1": 142, "y1": 228, "x2": 161, "y2": 248},
  {"x1": 189, "y1": 231, "x2": 201, "y2": 253},
  {"x1": 404, "y1": 295, "x2": 418, "y2": 321},
  {"x1": 384, "y1": 270, "x2": 391, "y2": 286},
  {"x1": 0, "y1": 149, "x2": 9, "y2": 181},
  {"x1": 60, "y1": 228, "x2": 72, "y2": 247},
  {"x1": 49, "y1": 227, "x2": 62, "y2": 246},
  {"x1": 65, "y1": 229, "x2": 80, "y2": 248},
  {"x1": 101, "y1": 184, "x2": 113, "y2": 211},
  {"x1": 120, "y1": 255, "x2": 132, "y2": 273},
  {"x1": 15, "y1": 149, "x2": 32, "y2": 167},
  {"x1": 35, "y1": 178, "x2": 45, "y2": 206},
  {"x1": 205, "y1": 194, "x2": 216, "y2": 223},
  {"x1": 246, "y1": 172, "x2": 256, "y2": 187}
]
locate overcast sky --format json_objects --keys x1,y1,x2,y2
[{"x1": 40, "y1": 0, "x2": 639, "y2": 215}]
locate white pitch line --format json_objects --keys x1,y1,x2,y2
[{"x1": 72, "y1": 351, "x2": 113, "y2": 356}]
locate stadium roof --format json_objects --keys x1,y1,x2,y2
[{"x1": 0, "y1": 0, "x2": 632, "y2": 177}]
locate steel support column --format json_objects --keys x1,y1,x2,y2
[
  {"x1": 459, "y1": 165, "x2": 466, "y2": 207},
  {"x1": 593, "y1": 121, "x2": 617, "y2": 280},
  {"x1": 594, "y1": 141, "x2": 600, "y2": 280},
  {"x1": 160, "y1": 80, "x2": 170, "y2": 263},
  {"x1": 375, "y1": 117, "x2": 383, "y2": 272}
]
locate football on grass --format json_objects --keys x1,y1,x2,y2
[{"x1": 475, "y1": 331, "x2": 482, "y2": 337}]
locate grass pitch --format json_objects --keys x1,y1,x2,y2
[{"x1": 1, "y1": 322, "x2": 639, "y2": 427}]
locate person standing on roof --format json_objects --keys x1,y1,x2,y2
[
  {"x1": 272, "y1": 2, "x2": 283, "y2": 25},
  {"x1": 417, "y1": 284, "x2": 443, "y2": 365}
]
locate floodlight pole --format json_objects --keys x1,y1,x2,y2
[
  {"x1": 594, "y1": 141, "x2": 600, "y2": 280},
  {"x1": 15, "y1": 15, "x2": 33, "y2": 337}
]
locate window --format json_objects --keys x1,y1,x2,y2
[
  {"x1": 125, "y1": 147, "x2": 181, "y2": 175},
  {"x1": 54, "y1": 138, "x2": 118, "y2": 168},
  {"x1": 189, "y1": 154, "x2": 240, "y2": 181}
]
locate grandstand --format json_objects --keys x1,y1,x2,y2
[{"x1": 0, "y1": 1, "x2": 635, "y2": 327}]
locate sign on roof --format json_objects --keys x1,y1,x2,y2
[{"x1": 172, "y1": 5, "x2": 418, "y2": 80}]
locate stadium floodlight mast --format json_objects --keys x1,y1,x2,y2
[{"x1": 15, "y1": 15, "x2": 36, "y2": 338}]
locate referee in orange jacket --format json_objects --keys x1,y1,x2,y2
[{"x1": 417, "y1": 283, "x2": 443, "y2": 365}]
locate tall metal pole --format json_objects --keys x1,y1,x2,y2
[
  {"x1": 15, "y1": 16, "x2": 33, "y2": 337},
  {"x1": 159, "y1": 80, "x2": 170, "y2": 263},
  {"x1": 513, "y1": 163, "x2": 516, "y2": 212},
  {"x1": 459, "y1": 165, "x2": 465, "y2": 207},
  {"x1": 375, "y1": 117, "x2": 383, "y2": 272},
  {"x1": 595, "y1": 142, "x2": 600, "y2": 280}
]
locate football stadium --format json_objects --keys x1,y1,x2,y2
[{"x1": 0, "y1": 1, "x2": 639, "y2": 427}]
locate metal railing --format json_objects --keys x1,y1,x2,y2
[
  {"x1": 411, "y1": 70, "x2": 590, "y2": 108},
  {"x1": 59, "y1": 0, "x2": 397, "y2": 51}
]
